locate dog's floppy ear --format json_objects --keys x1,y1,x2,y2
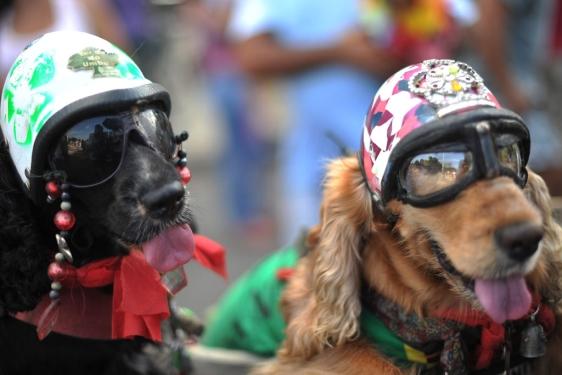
[
  {"x1": 283, "y1": 157, "x2": 373, "y2": 358},
  {"x1": 525, "y1": 169, "x2": 562, "y2": 303},
  {"x1": 0, "y1": 148, "x2": 51, "y2": 314}
]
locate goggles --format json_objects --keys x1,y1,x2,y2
[
  {"x1": 48, "y1": 107, "x2": 177, "y2": 188},
  {"x1": 380, "y1": 110, "x2": 530, "y2": 208}
]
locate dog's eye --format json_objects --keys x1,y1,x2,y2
[{"x1": 404, "y1": 151, "x2": 473, "y2": 197}]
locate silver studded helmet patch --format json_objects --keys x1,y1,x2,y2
[{"x1": 408, "y1": 59, "x2": 495, "y2": 117}]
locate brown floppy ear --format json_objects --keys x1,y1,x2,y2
[
  {"x1": 281, "y1": 156, "x2": 374, "y2": 359},
  {"x1": 525, "y1": 169, "x2": 562, "y2": 303}
]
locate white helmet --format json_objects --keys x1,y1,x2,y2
[{"x1": 0, "y1": 31, "x2": 170, "y2": 204}]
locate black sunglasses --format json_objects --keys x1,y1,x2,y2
[{"x1": 48, "y1": 107, "x2": 177, "y2": 188}]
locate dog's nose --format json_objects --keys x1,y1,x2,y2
[
  {"x1": 494, "y1": 222, "x2": 543, "y2": 262},
  {"x1": 141, "y1": 181, "x2": 185, "y2": 216}
]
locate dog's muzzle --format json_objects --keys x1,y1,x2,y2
[{"x1": 494, "y1": 222, "x2": 543, "y2": 263}]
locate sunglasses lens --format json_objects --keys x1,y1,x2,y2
[
  {"x1": 50, "y1": 116, "x2": 125, "y2": 186},
  {"x1": 135, "y1": 109, "x2": 176, "y2": 159},
  {"x1": 404, "y1": 151, "x2": 473, "y2": 197}
]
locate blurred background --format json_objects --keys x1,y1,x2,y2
[{"x1": 2, "y1": 0, "x2": 562, "y2": 321}]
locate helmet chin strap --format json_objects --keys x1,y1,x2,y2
[
  {"x1": 358, "y1": 151, "x2": 399, "y2": 227},
  {"x1": 370, "y1": 191, "x2": 384, "y2": 213},
  {"x1": 367, "y1": 191, "x2": 401, "y2": 230}
]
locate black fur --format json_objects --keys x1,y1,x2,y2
[
  {"x1": 0, "y1": 110, "x2": 194, "y2": 374},
  {"x1": 0, "y1": 145, "x2": 51, "y2": 313}
]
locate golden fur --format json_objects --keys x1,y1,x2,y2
[{"x1": 255, "y1": 156, "x2": 562, "y2": 375}]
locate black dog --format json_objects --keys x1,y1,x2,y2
[{"x1": 0, "y1": 103, "x2": 195, "y2": 374}]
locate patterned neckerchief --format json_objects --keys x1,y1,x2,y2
[{"x1": 360, "y1": 287, "x2": 554, "y2": 374}]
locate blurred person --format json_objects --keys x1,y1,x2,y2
[
  {"x1": 469, "y1": 0, "x2": 562, "y2": 195},
  {"x1": 0, "y1": 0, "x2": 130, "y2": 84},
  {"x1": 109, "y1": 0, "x2": 163, "y2": 78},
  {"x1": 183, "y1": 0, "x2": 273, "y2": 240},
  {"x1": 360, "y1": 0, "x2": 473, "y2": 63},
  {"x1": 228, "y1": 0, "x2": 474, "y2": 241},
  {"x1": 552, "y1": 0, "x2": 562, "y2": 57},
  {"x1": 110, "y1": 0, "x2": 153, "y2": 51},
  {"x1": 545, "y1": 0, "x2": 562, "y2": 163}
]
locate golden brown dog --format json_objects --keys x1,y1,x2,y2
[{"x1": 254, "y1": 157, "x2": 562, "y2": 375}]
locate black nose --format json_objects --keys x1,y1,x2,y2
[
  {"x1": 495, "y1": 222, "x2": 544, "y2": 262},
  {"x1": 141, "y1": 181, "x2": 185, "y2": 217}
]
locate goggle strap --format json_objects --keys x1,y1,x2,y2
[{"x1": 475, "y1": 123, "x2": 501, "y2": 179}]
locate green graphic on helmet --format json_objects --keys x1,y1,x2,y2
[
  {"x1": 68, "y1": 47, "x2": 121, "y2": 78},
  {"x1": 67, "y1": 47, "x2": 143, "y2": 80},
  {"x1": 30, "y1": 53, "x2": 56, "y2": 88},
  {"x1": 117, "y1": 60, "x2": 144, "y2": 80},
  {"x1": 4, "y1": 52, "x2": 56, "y2": 145}
]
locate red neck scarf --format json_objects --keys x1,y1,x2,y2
[{"x1": 16, "y1": 234, "x2": 226, "y2": 342}]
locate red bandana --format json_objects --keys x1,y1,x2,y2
[
  {"x1": 16, "y1": 234, "x2": 226, "y2": 342},
  {"x1": 193, "y1": 234, "x2": 228, "y2": 279}
]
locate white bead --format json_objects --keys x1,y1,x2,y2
[
  {"x1": 60, "y1": 201, "x2": 71, "y2": 211},
  {"x1": 54, "y1": 252, "x2": 65, "y2": 263}
]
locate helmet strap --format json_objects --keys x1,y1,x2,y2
[{"x1": 370, "y1": 192, "x2": 385, "y2": 216}]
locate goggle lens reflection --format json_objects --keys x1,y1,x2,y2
[
  {"x1": 403, "y1": 136, "x2": 523, "y2": 198},
  {"x1": 405, "y1": 151, "x2": 473, "y2": 197}
]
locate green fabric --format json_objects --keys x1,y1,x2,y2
[
  {"x1": 360, "y1": 308, "x2": 411, "y2": 366},
  {"x1": 201, "y1": 247, "x2": 416, "y2": 365},
  {"x1": 200, "y1": 247, "x2": 299, "y2": 356}
]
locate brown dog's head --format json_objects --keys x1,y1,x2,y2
[
  {"x1": 357, "y1": 59, "x2": 562, "y2": 322},
  {"x1": 280, "y1": 60, "x2": 562, "y2": 360}
]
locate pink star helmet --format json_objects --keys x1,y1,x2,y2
[{"x1": 360, "y1": 59, "x2": 529, "y2": 208}]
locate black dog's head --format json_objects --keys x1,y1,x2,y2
[
  {"x1": 58, "y1": 104, "x2": 195, "y2": 265},
  {"x1": 0, "y1": 102, "x2": 195, "y2": 314}
]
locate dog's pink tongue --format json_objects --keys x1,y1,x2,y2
[
  {"x1": 474, "y1": 275, "x2": 531, "y2": 323},
  {"x1": 141, "y1": 225, "x2": 195, "y2": 273}
]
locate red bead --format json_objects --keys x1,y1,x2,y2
[
  {"x1": 54, "y1": 210, "x2": 76, "y2": 231},
  {"x1": 177, "y1": 166, "x2": 191, "y2": 185},
  {"x1": 47, "y1": 262, "x2": 75, "y2": 283},
  {"x1": 45, "y1": 181, "x2": 60, "y2": 198},
  {"x1": 48, "y1": 262, "x2": 64, "y2": 280}
]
